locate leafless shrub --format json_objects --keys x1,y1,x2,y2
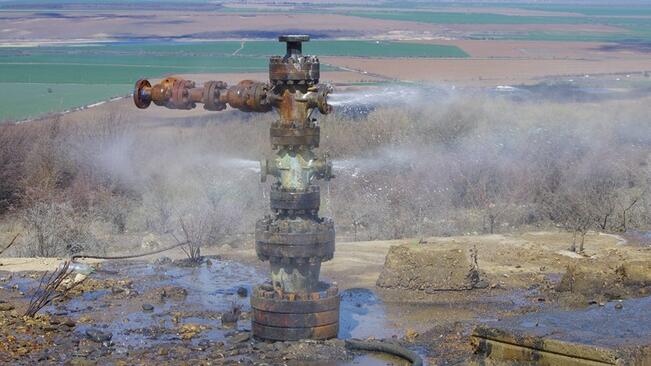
[
  {"x1": 22, "y1": 200, "x2": 102, "y2": 257},
  {"x1": 171, "y1": 216, "x2": 216, "y2": 264},
  {"x1": 25, "y1": 261, "x2": 85, "y2": 318}
]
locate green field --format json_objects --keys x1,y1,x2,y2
[
  {"x1": 0, "y1": 40, "x2": 467, "y2": 122},
  {"x1": 345, "y1": 10, "x2": 651, "y2": 43},
  {"x1": 0, "y1": 83, "x2": 131, "y2": 122}
]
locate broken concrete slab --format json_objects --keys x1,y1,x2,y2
[
  {"x1": 376, "y1": 244, "x2": 479, "y2": 292},
  {"x1": 470, "y1": 296, "x2": 651, "y2": 365}
]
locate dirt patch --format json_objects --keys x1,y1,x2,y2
[
  {"x1": 376, "y1": 245, "x2": 480, "y2": 292},
  {"x1": 557, "y1": 259, "x2": 651, "y2": 301},
  {"x1": 0, "y1": 257, "x2": 102, "y2": 272}
]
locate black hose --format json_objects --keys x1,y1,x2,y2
[
  {"x1": 345, "y1": 339, "x2": 423, "y2": 366},
  {"x1": 71, "y1": 241, "x2": 188, "y2": 261}
]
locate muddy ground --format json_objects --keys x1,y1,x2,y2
[{"x1": 1, "y1": 230, "x2": 649, "y2": 365}]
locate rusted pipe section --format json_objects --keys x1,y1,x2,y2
[
  {"x1": 134, "y1": 77, "x2": 273, "y2": 112},
  {"x1": 134, "y1": 77, "x2": 330, "y2": 117}
]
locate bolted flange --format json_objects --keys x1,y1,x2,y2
[{"x1": 251, "y1": 282, "x2": 340, "y2": 341}]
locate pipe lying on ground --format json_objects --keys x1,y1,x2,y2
[{"x1": 345, "y1": 339, "x2": 424, "y2": 366}]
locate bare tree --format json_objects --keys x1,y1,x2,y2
[
  {"x1": 22, "y1": 200, "x2": 101, "y2": 257},
  {"x1": 618, "y1": 186, "x2": 648, "y2": 232}
]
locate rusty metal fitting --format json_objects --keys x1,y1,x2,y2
[
  {"x1": 270, "y1": 123, "x2": 320, "y2": 148},
  {"x1": 133, "y1": 76, "x2": 201, "y2": 110},
  {"x1": 279, "y1": 35, "x2": 310, "y2": 58},
  {"x1": 269, "y1": 56, "x2": 320, "y2": 85},
  {"x1": 270, "y1": 185, "x2": 320, "y2": 211},
  {"x1": 254, "y1": 281, "x2": 338, "y2": 301},
  {"x1": 255, "y1": 217, "x2": 335, "y2": 261},
  {"x1": 315, "y1": 84, "x2": 333, "y2": 115},
  {"x1": 269, "y1": 35, "x2": 320, "y2": 84},
  {"x1": 222, "y1": 80, "x2": 273, "y2": 113},
  {"x1": 293, "y1": 83, "x2": 333, "y2": 115},
  {"x1": 133, "y1": 78, "x2": 274, "y2": 112},
  {"x1": 260, "y1": 149, "x2": 332, "y2": 189},
  {"x1": 251, "y1": 282, "x2": 340, "y2": 341},
  {"x1": 133, "y1": 79, "x2": 152, "y2": 109},
  {"x1": 312, "y1": 153, "x2": 334, "y2": 181},
  {"x1": 202, "y1": 80, "x2": 228, "y2": 111}
]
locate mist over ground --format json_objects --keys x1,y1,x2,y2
[{"x1": 1, "y1": 84, "x2": 649, "y2": 256}]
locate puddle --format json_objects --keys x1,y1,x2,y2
[
  {"x1": 501, "y1": 296, "x2": 651, "y2": 347},
  {"x1": 1, "y1": 258, "x2": 413, "y2": 365},
  {"x1": 340, "y1": 288, "x2": 400, "y2": 339}
]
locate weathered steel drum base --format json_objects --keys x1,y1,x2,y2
[{"x1": 251, "y1": 283, "x2": 340, "y2": 341}]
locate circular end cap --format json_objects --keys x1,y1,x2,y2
[
  {"x1": 279, "y1": 35, "x2": 310, "y2": 42},
  {"x1": 133, "y1": 79, "x2": 151, "y2": 109}
]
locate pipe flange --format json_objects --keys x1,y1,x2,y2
[
  {"x1": 269, "y1": 56, "x2": 320, "y2": 84},
  {"x1": 270, "y1": 123, "x2": 320, "y2": 148},
  {"x1": 254, "y1": 281, "x2": 338, "y2": 300},
  {"x1": 262, "y1": 254, "x2": 333, "y2": 263},
  {"x1": 169, "y1": 79, "x2": 196, "y2": 109},
  {"x1": 133, "y1": 79, "x2": 151, "y2": 109},
  {"x1": 270, "y1": 185, "x2": 320, "y2": 211},
  {"x1": 202, "y1": 81, "x2": 227, "y2": 111},
  {"x1": 255, "y1": 217, "x2": 335, "y2": 261},
  {"x1": 251, "y1": 282, "x2": 340, "y2": 341},
  {"x1": 256, "y1": 243, "x2": 334, "y2": 262}
]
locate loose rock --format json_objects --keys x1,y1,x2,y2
[
  {"x1": 85, "y1": 328, "x2": 112, "y2": 343},
  {"x1": 228, "y1": 331, "x2": 251, "y2": 344}
]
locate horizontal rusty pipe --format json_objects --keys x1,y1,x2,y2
[
  {"x1": 134, "y1": 77, "x2": 274, "y2": 113},
  {"x1": 134, "y1": 77, "x2": 332, "y2": 119}
]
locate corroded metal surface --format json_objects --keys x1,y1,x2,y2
[
  {"x1": 260, "y1": 148, "x2": 332, "y2": 190},
  {"x1": 255, "y1": 217, "x2": 335, "y2": 261},
  {"x1": 252, "y1": 309, "x2": 339, "y2": 327},
  {"x1": 251, "y1": 283, "x2": 340, "y2": 341},
  {"x1": 269, "y1": 185, "x2": 321, "y2": 212},
  {"x1": 252, "y1": 322, "x2": 338, "y2": 341},
  {"x1": 270, "y1": 123, "x2": 320, "y2": 148},
  {"x1": 269, "y1": 56, "x2": 320, "y2": 85}
]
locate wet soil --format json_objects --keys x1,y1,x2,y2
[{"x1": 0, "y1": 258, "x2": 409, "y2": 365}]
